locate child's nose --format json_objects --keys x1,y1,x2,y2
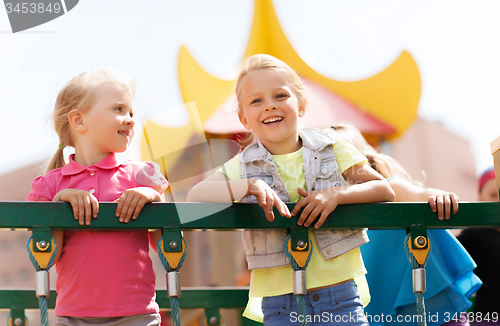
[
  {"x1": 125, "y1": 116, "x2": 135, "y2": 128},
  {"x1": 264, "y1": 101, "x2": 276, "y2": 112}
]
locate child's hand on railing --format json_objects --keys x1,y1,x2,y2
[
  {"x1": 247, "y1": 178, "x2": 291, "y2": 222},
  {"x1": 428, "y1": 192, "x2": 459, "y2": 221},
  {"x1": 115, "y1": 187, "x2": 162, "y2": 223},
  {"x1": 53, "y1": 189, "x2": 99, "y2": 226},
  {"x1": 292, "y1": 187, "x2": 341, "y2": 228}
]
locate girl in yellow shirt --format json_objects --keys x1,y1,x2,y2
[{"x1": 188, "y1": 54, "x2": 395, "y2": 325}]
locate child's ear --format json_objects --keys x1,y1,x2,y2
[
  {"x1": 238, "y1": 111, "x2": 251, "y2": 130},
  {"x1": 299, "y1": 101, "x2": 307, "y2": 117},
  {"x1": 68, "y1": 109, "x2": 87, "y2": 132}
]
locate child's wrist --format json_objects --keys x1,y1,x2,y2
[
  {"x1": 330, "y1": 187, "x2": 345, "y2": 205},
  {"x1": 246, "y1": 178, "x2": 264, "y2": 195}
]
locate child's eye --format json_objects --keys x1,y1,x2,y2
[
  {"x1": 251, "y1": 99, "x2": 261, "y2": 104},
  {"x1": 276, "y1": 94, "x2": 288, "y2": 99},
  {"x1": 114, "y1": 106, "x2": 122, "y2": 112}
]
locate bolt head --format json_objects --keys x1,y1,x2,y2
[
  {"x1": 209, "y1": 316, "x2": 219, "y2": 325},
  {"x1": 36, "y1": 240, "x2": 49, "y2": 251},
  {"x1": 14, "y1": 318, "x2": 23, "y2": 326},
  {"x1": 414, "y1": 236, "x2": 427, "y2": 248},
  {"x1": 169, "y1": 241, "x2": 178, "y2": 250},
  {"x1": 297, "y1": 240, "x2": 306, "y2": 249}
]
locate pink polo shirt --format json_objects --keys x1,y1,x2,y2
[{"x1": 26, "y1": 153, "x2": 168, "y2": 317}]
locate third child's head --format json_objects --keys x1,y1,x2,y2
[
  {"x1": 235, "y1": 54, "x2": 308, "y2": 154},
  {"x1": 327, "y1": 123, "x2": 414, "y2": 182},
  {"x1": 326, "y1": 124, "x2": 376, "y2": 157},
  {"x1": 47, "y1": 68, "x2": 136, "y2": 170},
  {"x1": 478, "y1": 167, "x2": 499, "y2": 202}
]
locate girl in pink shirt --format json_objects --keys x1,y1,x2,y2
[{"x1": 26, "y1": 68, "x2": 168, "y2": 326}]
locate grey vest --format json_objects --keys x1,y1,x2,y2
[{"x1": 240, "y1": 128, "x2": 368, "y2": 270}]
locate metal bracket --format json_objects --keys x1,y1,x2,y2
[
  {"x1": 9, "y1": 308, "x2": 26, "y2": 326},
  {"x1": 204, "y1": 308, "x2": 221, "y2": 325},
  {"x1": 290, "y1": 226, "x2": 309, "y2": 252},
  {"x1": 410, "y1": 224, "x2": 428, "y2": 250},
  {"x1": 32, "y1": 226, "x2": 51, "y2": 253},
  {"x1": 162, "y1": 227, "x2": 182, "y2": 252}
]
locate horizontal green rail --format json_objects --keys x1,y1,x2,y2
[
  {"x1": 1, "y1": 201, "x2": 500, "y2": 229},
  {"x1": 0, "y1": 288, "x2": 250, "y2": 310}
]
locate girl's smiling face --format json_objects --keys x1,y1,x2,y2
[
  {"x1": 238, "y1": 69, "x2": 304, "y2": 155},
  {"x1": 81, "y1": 83, "x2": 135, "y2": 155}
]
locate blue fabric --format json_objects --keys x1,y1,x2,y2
[
  {"x1": 262, "y1": 281, "x2": 368, "y2": 325},
  {"x1": 362, "y1": 229, "x2": 482, "y2": 326}
]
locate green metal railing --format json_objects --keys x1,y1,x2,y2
[
  {"x1": 1, "y1": 201, "x2": 499, "y2": 325},
  {"x1": 0, "y1": 289, "x2": 255, "y2": 326},
  {"x1": 3, "y1": 201, "x2": 500, "y2": 229}
]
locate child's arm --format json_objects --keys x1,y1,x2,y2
[
  {"x1": 52, "y1": 230, "x2": 64, "y2": 264},
  {"x1": 187, "y1": 172, "x2": 290, "y2": 222},
  {"x1": 388, "y1": 178, "x2": 459, "y2": 220},
  {"x1": 148, "y1": 230, "x2": 162, "y2": 253},
  {"x1": 53, "y1": 189, "x2": 99, "y2": 226},
  {"x1": 292, "y1": 163, "x2": 395, "y2": 228},
  {"x1": 115, "y1": 187, "x2": 162, "y2": 223}
]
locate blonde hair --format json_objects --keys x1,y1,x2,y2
[
  {"x1": 45, "y1": 68, "x2": 136, "y2": 172},
  {"x1": 235, "y1": 54, "x2": 308, "y2": 114},
  {"x1": 234, "y1": 54, "x2": 308, "y2": 148},
  {"x1": 326, "y1": 123, "x2": 417, "y2": 183}
]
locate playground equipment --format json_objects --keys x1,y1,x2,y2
[{"x1": 1, "y1": 136, "x2": 500, "y2": 326}]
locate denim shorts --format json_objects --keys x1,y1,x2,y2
[{"x1": 262, "y1": 281, "x2": 368, "y2": 325}]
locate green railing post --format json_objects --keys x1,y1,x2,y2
[
  {"x1": 410, "y1": 224, "x2": 429, "y2": 250},
  {"x1": 8, "y1": 308, "x2": 26, "y2": 326},
  {"x1": 203, "y1": 307, "x2": 221, "y2": 325},
  {"x1": 406, "y1": 225, "x2": 432, "y2": 326},
  {"x1": 162, "y1": 227, "x2": 183, "y2": 253},
  {"x1": 290, "y1": 226, "x2": 309, "y2": 251},
  {"x1": 32, "y1": 226, "x2": 52, "y2": 253}
]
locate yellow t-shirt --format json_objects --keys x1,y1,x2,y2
[{"x1": 217, "y1": 137, "x2": 371, "y2": 322}]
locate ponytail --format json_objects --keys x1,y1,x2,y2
[{"x1": 45, "y1": 146, "x2": 66, "y2": 173}]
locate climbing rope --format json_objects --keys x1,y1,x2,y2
[
  {"x1": 26, "y1": 236, "x2": 57, "y2": 326},
  {"x1": 404, "y1": 233, "x2": 430, "y2": 326},
  {"x1": 284, "y1": 233, "x2": 313, "y2": 326},
  {"x1": 157, "y1": 236, "x2": 187, "y2": 326}
]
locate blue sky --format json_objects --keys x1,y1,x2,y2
[{"x1": 0, "y1": 0, "x2": 499, "y2": 176}]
